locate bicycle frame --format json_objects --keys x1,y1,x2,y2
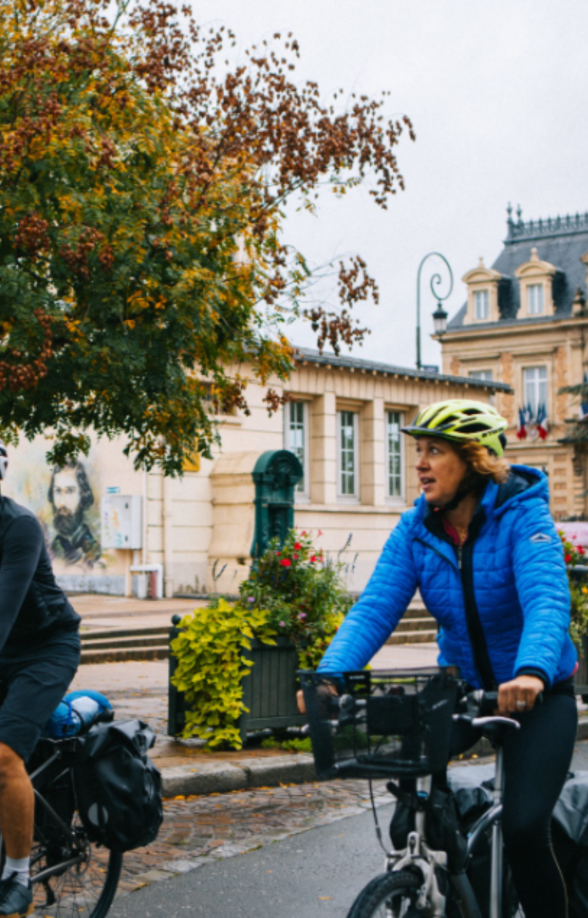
[{"x1": 384, "y1": 733, "x2": 513, "y2": 918}]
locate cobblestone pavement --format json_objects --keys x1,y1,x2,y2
[{"x1": 115, "y1": 779, "x2": 392, "y2": 899}]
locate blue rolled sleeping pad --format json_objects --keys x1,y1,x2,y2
[{"x1": 42, "y1": 689, "x2": 112, "y2": 739}]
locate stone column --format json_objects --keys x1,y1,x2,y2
[
  {"x1": 360, "y1": 397, "x2": 385, "y2": 506},
  {"x1": 309, "y1": 392, "x2": 337, "y2": 505}
]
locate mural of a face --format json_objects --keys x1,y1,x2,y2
[{"x1": 48, "y1": 462, "x2": 101, "y2": 566}]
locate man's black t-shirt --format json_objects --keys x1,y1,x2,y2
[{"x1": 0, "y1": 497, "x2": 80, "y2": 654}]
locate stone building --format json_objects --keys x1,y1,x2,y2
[
  {"x1": 439, "y1": 207, "x2": 588, "y2": 520},
  {"x1": 3, "y1": 350, "x2": 506, "y2": 596}
]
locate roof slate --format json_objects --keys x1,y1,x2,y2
[
  {"x1": 295, "y1": 346, "x2": 511, "y2": 391},
  {"x1": 448, "y1": 211, "x2": 588, "y2": 330}
]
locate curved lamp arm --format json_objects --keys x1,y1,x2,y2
[{"x1": 416, "y1": 252, "x2": 453, "y2": 371}]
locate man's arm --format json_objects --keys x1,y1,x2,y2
[{"x1": 0, "y1": 516, "x2": 44, "y2": 653}]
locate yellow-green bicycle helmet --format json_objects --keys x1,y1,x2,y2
[{"x1": 402, "y1": 399, "x2": 508, "y2": 457}]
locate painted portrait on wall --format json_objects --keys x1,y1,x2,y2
[
  {"x1": 47, "y1": 461, "x2": 102, "y2": 566},
  {"x1": 4, "y1": 443, "x2": 104, "y2": 570}
]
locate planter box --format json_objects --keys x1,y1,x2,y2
[
  {"x1": 168, "y1": 618, "x2": 306, "y2": 742},
  {"x1": 575, "y1": 634, "x2": 588, "y2": 702}
]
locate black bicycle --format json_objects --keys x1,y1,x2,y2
[
  {"x1": 3, "y1": 728, "x2": 122, "y2": 918},
  {"x1": 300, "y1": 667, "x2": 524, "y2": 918}
]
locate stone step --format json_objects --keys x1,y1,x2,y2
[
  {"x1": 81, "y1": 645, "x2": 169, "y2": 665},
  {"x1": 386, "y1": 630, "x2": 437, "y2": 645},
  {"x1": 81, "y1": 634, "x2": 168, "y2": 651},
  {"x1": 395, "y1": 617, "x2": 438, "y2": 633},
  {"x1": 80, "y1": 626, "x2": 170, "y2": 642}
]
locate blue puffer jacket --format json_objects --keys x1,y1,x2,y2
[{"x1": 319, "y1": 465, "x2": 577, "y2": 689}]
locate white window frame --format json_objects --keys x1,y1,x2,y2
[
  {"x1": 527, "y1": 283, "x2": 544, "y2": 315},
  {"x1": 284, "y1": 400, "x2": 310, "y2": 500},
  {"x1": 337, "y1": 410, "x2": 359, "y2": 500},
  {"x1": 385, "y1": 410, "x2": 404, "y2": 501},
  {"x1": 474, "y1": 289, "x2": 489, "y2": 320},
  {"x1": 523, "y1": 365, "x2": 548, "y2": 418}
]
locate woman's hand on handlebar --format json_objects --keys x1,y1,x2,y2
[
  {"x1": 498, "y1": 675, "x2": 544, "y2": 715},
  {"x1": 296, "y1": 689, "x2": 306, "y2": 714},
  {"x1": 297, "y1": 681, "x2": 339, "y2": 715}
]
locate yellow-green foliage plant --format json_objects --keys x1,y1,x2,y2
[{"x1": 170, "y1": 598, "x2": 276, "y2": 750}]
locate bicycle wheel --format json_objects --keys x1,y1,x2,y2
[
  {"x1": 346, "y1": 870, "x2": 424, "y2": 918},
  {"x1": 30, "y1": 812, "x2": 122, "y2": 918}
]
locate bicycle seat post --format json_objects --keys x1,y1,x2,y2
[{"x1": 490, "y1": 743, "x2": 505, "y2": 918}]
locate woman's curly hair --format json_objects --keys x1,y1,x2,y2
[{"x1": 457, "y1": 440, "x2": 510, "y2": 485}]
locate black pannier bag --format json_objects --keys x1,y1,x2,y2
[
  {"x1": 74, "y1": 719, "x2": 163, "y2": 852},
  {"x1": 445, "y1": 765, "x2": 588, "y2": 918}
]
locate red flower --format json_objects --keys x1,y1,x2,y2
[
  {"x1": 280, "y1": 558, "x2": 291, "y2": 567},
  {"x1": 294, "y1": 542, "x2": 301, "y2": 550},
  {"x1": 580, "y1": 547, "x2": 586, "y2": 556},
  {"x1": 276, "y1": 551, "x2": 280, "y2": 556},
  {"x1": 565, "y1": 554, "x2": 572, "y2": 563},
  {"x1": 293, "y1": 553, "x2": 299, "y2": 560},
  {"x1": 310, "y1": 555, "x2": 317, "y2": 563}
]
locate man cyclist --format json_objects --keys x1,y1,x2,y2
[
  {"x1": 308, "y1": 399, "x2": 577, "y2": 918},
  {"x1": 0, "y1": 443, "x2": 80, "y2": 917}
]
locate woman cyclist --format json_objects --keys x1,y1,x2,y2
[{"x1": 308, "y1": 398, "x2": 578, "y2": 918}]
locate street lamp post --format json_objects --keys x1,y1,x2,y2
[{"x1": 416, "y1": 252, "x2": 453, "y2": 370}]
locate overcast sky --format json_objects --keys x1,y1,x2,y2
[{"x1": 193, "y1": 0, "x2": 588, "y2": 371}]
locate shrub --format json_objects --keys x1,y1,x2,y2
[
  {"x1": 170, "y1": 598, "x2": 276, "y2": 749},
  {"x1": 170, "y1": 530, "x2": 353, "y2": 749},
  {"x1": 559, "y1": 531, "x2": 588, "y2": 647},
  {"x1": 238, "y1": 529, "x2": 353, "y2": 669}
]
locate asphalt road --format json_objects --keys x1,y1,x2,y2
[{"x1": 109, "y1": 739, "x2": 588, "y2": 918}]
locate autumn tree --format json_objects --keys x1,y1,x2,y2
[{"x1": 0, "y1": 0, "x2": 414, "y2": 473}]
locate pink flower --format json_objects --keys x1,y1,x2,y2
[
  {"x1": 293, "y1": 553, "x2": 298, "y2": 560},
  {"x1": 279, "y1": 621, "x2": 286, "y2": 627},
  {"x1": 280, "y1": 558, "x2": 291, "y2": 567},
  {"x1": 248, "y1": 596, "x2": 255, "y2": 603},
  {"x1": 298, "y1": 612, "x2": 307, "y2": 620}
]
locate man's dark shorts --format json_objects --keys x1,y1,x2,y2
[{"x1": 0, "y1": 631, "x2": 81, "y2": 762}]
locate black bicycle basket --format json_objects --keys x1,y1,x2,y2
[{"x1": 300, "y1": 668, "x2": 458, "y2": 780}]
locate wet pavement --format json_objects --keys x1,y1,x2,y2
[{"x1": 115, "y1": 777, "x2": 392, "y2": 898}]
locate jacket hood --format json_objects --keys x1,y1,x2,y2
[{"x1": 414, "y1": 464, "x2": 549, "y2": 522}]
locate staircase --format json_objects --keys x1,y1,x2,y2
[
  {"x1": 80, "y1": 625, "x2": 170, "y2": 664},
  {"x1": 386, "y1": 594, "x2": 438, "y2": 645}
]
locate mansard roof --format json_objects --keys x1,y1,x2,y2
[{"x1": 448, "y1": 207, "x2": 588, "y2": 329}]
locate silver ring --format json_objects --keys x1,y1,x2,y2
[{"x1": 515, "y1": 700, "x2": 527, "y2": 709}]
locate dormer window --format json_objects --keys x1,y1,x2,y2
[
  {"x1": 462, "y1": 258, "x2": 503, "y2": 325},
  {"x1": 474, "y1": 290, "x2": 489, "y2": 320},
  {"x1": 514, "y1": 248, "x2": 558, "y2": 318},
  {"x1": 528, "y1": 283, "x2": 544, "y2": 315}
]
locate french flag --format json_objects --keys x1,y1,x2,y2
[
  {"x1": 516, "y1": 407, "x2": 527, "y2": 440},
  {"x1": 537, "y1": 403, "x2": 548, "y2": 440}
]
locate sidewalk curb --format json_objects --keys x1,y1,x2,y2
[
  {"x1": 161, "y1": 754, "x2": 316, "y2": 797},
  {"x1": 159, "y1": 718, "x2": 588, "y2": 797}
]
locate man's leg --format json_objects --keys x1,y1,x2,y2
[
  {"x1": 0, "y1": 743, "x2": 34, "y2": 859},
  {"x1": 0, "y1": 633, "x2": 80, "y2": 916}
]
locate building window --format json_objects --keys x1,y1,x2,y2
[
  {"x1": 474, "y1": 290, "x2": 489, "y2": 320},
  {"x1": 523, "y1": 366, "x2": 548, "y2": 417},
  {"x1": 386, "y1": 411, "x2": 404, "y2": 499},
  {"x1": 338, "y1": 410, "x2": 359, "y2": 498},
  {"x1": 284, "y1": 401, "x2": 309, "y2": 497},
  {"x1": 469, "y1": 370, "x2": 494, "y2": 405},
  {"x1": 528, "y1": 284, "x2": 544, "y2": 315}
]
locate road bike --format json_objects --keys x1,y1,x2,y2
[
  {"x1": 300, "y1": 668, "x2": 523, "y2": 918},
  {"x1": 1, "y1": 724, "x2": 122, "y2": 918}
]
